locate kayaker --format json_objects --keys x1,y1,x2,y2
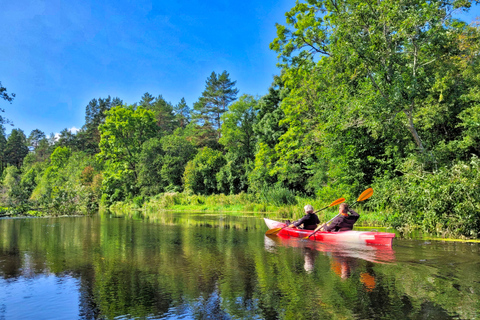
[
  {"x1": 321, "y1": 203, "x2": 359, "y2": 232},
  {"x1": 287, "y1": 204, "x2": 320, "y2": 230}
]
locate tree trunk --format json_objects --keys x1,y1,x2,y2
[{"x1": 404, "y1": 108, "x2": 425, "y2": 154}]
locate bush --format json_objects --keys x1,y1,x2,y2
[
  {"x1": 370, "y1": 156, "x2": 480, "y2": 237},
  {"x1": 260, "y1": 185, "x2": 298, "y2": 206},
  {"x1": 183, "y1": 147, "x2": 226, "y2": 195}
]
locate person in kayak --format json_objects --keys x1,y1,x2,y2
[
  {"x1": 321, "y1": 203, "x2": 359, "y2": 232},
  {"x1": 287, "y1": 204, "x2": 320, "y2": 230}
]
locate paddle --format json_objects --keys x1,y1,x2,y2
[
  {"x1": 303, "y1": 188, "x2": 373, "y2": 240},
  {"x1": 264, "y1": 197, "x2": 345, "y2": 235}
]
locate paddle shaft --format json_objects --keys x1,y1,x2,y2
[
  {"x1": 304, "y1": 189, "x2": 373, "y2": 239},
  {"x1": 265, "y1": 197, "x2": 345, "y2": 235},
  {"x1": 312, "y1": 205, "x2": 329, "y2": 214},
  {"x1": 323, "y1": 200, "x2": 360, "y2": 225},
  {"x1": 266, "y1": 205, "x2": 334, "y2": 235}
]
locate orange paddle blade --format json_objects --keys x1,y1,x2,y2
[
  {"x1": 357, "y1": 188, "x2": 373, "y2": 202},
  {"x1": 328, "y1": 197, "x2": 345, "y2": 207},
  {"x1": 265, "y1": 227, "x2": 283, "y2": 235}
]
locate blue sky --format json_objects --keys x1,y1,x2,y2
[
  {"x1": 0, "y1": 1, "x2": 478, "y2": 138},
  {"x1": 0, "y1": 0, "x2": 293, "y2": 137}
]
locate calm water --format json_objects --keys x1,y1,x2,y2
[{"x1": 0, "y1": 214, "x2": 479, "y2": 320}]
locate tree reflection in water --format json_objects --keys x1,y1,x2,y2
[{"x1": 0, "y1": 215, "x2": 478, "y2": 319}]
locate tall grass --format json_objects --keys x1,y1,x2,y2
[{"x1": 106, "y1": 188, "x2": 382, "y2": 225}]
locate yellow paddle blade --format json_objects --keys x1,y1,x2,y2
[
  {"x1": 265, "y1": 227, "x2": 283, "y2": 235},
  {"x1": 357, "y1": 188, "x2": 373, "y2": 202},
  {"x1": 328, "y1": 197, "x2": 345, "y2": 207}
]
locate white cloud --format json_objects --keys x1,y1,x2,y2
[{"x1": 52, "y1": 126, "x2": 81, "y2": 141}]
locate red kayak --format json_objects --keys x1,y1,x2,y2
[{"x1": 264, "y1": 218, "x2": 395, "y2": 247}]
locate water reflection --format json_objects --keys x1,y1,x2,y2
[
  {"x1": 0, "y1": 215, "x2": 479, "y2": 319},
  {"x1": 264, "y1": 233, "x2": 396, "y2": 264},
  {"x1": 264, "y1": 233, "x2": 390, "y2": 292}
]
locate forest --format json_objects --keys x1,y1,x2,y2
[{"x1": 0, "y1": 0, "x2": 479, "y2": 238}]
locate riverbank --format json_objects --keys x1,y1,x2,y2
[{"x1": 106, "y1": 191, "x2": 391, "y2": 228}]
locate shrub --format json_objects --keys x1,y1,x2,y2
[
  {"x1": 260, "y1": 185, "x2": 297, "y2": 206},
  {"x1": 370, "y1": 156, "x2": 480, "y2": 237}
]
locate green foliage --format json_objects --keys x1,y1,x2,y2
[
  {"x1": 5, "y1": 129, "x2": 29, "y2": 168},
  {"x1": 248, "y1": 77, "x2": 288, "y2": 193},
  {"x1": 370, "y1": 156, "x2": 480, "y2": 237},
  {"x1": 81, "y1": 96, "x2": 123, "y2": 154},
  {"x1": 30, "y1": 151, "x2": 100, "y2": 215},
  {"x1": 160, "y1": 131, "x2": 197, "y2": 191},
  {"x1": 0, "y1": 80, "x2": 15, "y2": 103},
  {"x1": 174, "y1": 97, "x2": 191, "y2": 128},
  {"x1": 1, "y1": 166, "x2": 24, "y2": 208},
  {"x1": 183, "y1": 147, "x2": 226, "y2": 195},
  {"x1": 50, "y1": 146, "x2": 72, "y2": 167},
  {"x1": 27, "y1": 129, "x2": 46, "y2": 150},
  {"x1": 218, "y1": 94, "x2": 258, "y2": 194},
  {"x1": 219, "y1": 94, "x2": 258, "y2": 157},
  {"x1": 98, "y1": 105, "x2": 158, "y2": 205},
  {"x1": 217, "y1": 152, "x2": 253, "y2": 194},
  {"x1": 2, "y1": 4, "x2": 480, "y2": 239},
  {"x1": 137, "y1": 138, "x2": 165, "y2": 196},
  {"x1": 137, "y1": 130, "x2": 197, "y2": 196},
  {"x1": 259, "y1": 185, "x2": 298, "y2": 206},
  {"x1": 143, "y1": 94, "x2": 178, "y2": 135},
  {"x1": 258, "y1": 0, "x2": 480, "y2": 227},
  {"x1": 193, "y1": 70, "x2": 239, "y2": 133}
]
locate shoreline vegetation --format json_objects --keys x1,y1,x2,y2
[{"x1": 1, "y1": 1, "x2": 479, "y2": 240}]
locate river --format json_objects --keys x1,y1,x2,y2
[{"x1": 0, "y1": 213, "x2": 479, "y2": 319}]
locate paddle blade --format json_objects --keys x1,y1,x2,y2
[
  {"x1": 328, "y1": 197, "x2": 345, "y2": 207},
  {"x1": 357, "y1": 188, "x2": 373, "y2": 202},
  {"x1": 265, "y1": 227, "x2": 283, "y2": 235}
]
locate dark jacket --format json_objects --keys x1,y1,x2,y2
[
  {"x1": 293, "y1": 213, "x2": 320, "y2": 230},
  {"x1": 323, "y1": 209, "x2": 359, "y2": 232}
]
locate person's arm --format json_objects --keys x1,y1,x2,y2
[
  {"x1": 292, "y1": 215, "x2": 308, "y2": 227},
  {"x1": 348, "y1": 208, "x2": 359, "y2": 217},
  {"x1": 323, "y1": 216, "x2": 342, "y2": 232}
]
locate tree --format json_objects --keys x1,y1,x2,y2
[
  {"x1": 2, "y1": 166, "x2": 25, "y2": 208},
  {"x1": 174, "y1": 97, "x2": 191, "y2": 129},
  {"x1": 50, "y1": 146, "x2": 72, "y2": 168},
  {"x1": 98, "y1": 105, "x2": 158, "y2": 204},
  {"x1": 253, "y1": 76, "x2": 287, "y2": 149},
  {"x1": 0, "y1": 129, "x2": 7, "y2": 172},
  {"x1": 0, "y1": 81, "x2": 15, "y2": 103},
  {"x1": 82, "y1": 96, "x2": 123, "y2": 154},
  {"x1": 27, "y1": 129, "x2": 46, "y2": 150},
  {"x1": 5, "y1": 129, "x2": 29, "y2": 168},
  {"x1": 220, "y1": 94, "x2": 258, "y2": 159},
  {"x1": 56, "y1": 128, "x2": 79, "y2": 150},
  {"x1": 183, "y1": 147, "x2": 226, "y2": 195},
  {"x1": 264, "y1": 0, "x2": 480, "y2": 199},
  {"x1": 137, "y1": 138, "x2": 165, "y2": 196},
  {"x1": 160, "y1": 130, "x2": 197, "y2": 191},
  {"x1": 193, "y1": 71, "x2": 239, "y2": 135},
  {"x1": 248, "y1": 77, "x2": 289, "y2": 192},
  {"x1": 271, "y1": 0, "x2": 480, "y2": 160},
  {"x1": 0, "y1": 81, "x2": 15, "y2": 129},
  {"x1": 139, "y1": 92, "x2": 155, "y2": 108},
  {"x1": 217, "y1": 95, "x2": 258, "y2": 193},
  {"x1": 146, "y1": 95, "x2": 177, "y2": 135}
]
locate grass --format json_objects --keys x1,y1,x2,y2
[{"x1": 106, "y1": 191, "x2": 393, "y2": 228}]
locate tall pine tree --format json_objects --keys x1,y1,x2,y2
[
  {"x1": 81, "y1": 96, "x2": 123, "y2": 154},
  {"x1": 5, "y1": 129, "x2": 29, "y2": 168},
  {"x1": 174, "y1": 97, "x2": 191, "y2": 129},
  {"x1": 193, "y1": 71, "x2": 239, "y2": 137}
]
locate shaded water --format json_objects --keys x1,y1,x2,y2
[{"x1": 0, "y1": 214, "x2": 479, "y2": 320}]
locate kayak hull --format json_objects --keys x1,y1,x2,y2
[{"x1": 264, "y1": 218, "x2": 395, "y2": 247}]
